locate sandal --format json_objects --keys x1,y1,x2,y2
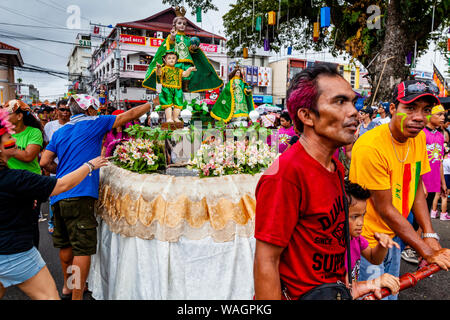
[{"x1": 60, "y1": 292, "x2": 72, "y2": 300}]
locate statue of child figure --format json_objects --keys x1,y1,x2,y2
[
  {"x1": 156, "y1": 49, "x2": 196, "y2": 123},
  {"x1": 142, "y1": 6, "x2": 223, "y2": 95}
]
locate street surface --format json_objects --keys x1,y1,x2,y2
[{"x1": 3, "y1": 206, "x2": 450, "y2": 300}]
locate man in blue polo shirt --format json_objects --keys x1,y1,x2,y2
[{"x1": 40, "y1": 94, "x2": 152, "y2": 300}]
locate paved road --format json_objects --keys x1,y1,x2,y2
[
  {"x1": 3, "y1": 203, "x2": 93, "y2": 300},
  {"x1": 3, "y1": 209, "x2": 450, "y2": 300},
  {"x1": 398, "y1": 218, "x2": 450, "y2": 300}
]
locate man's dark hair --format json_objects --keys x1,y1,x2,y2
[
  {"x1": 57, "y1": 99, "x2": 68, "y2": 108},
  {"x1": 286, "y1": 63, "x2": 342, "y2": 132},
  {"x1": 345, "y1": 180, "x2": 371, "y2": 206}
]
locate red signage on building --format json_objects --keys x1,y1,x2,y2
[
  {"x1": 149, "y1": 37, "x2": 218, "y2": 53},
  {"x1": 199, "y1": 43, "x2": 218, "y2": 53},
  {"x1": 149, "y1": 38, "x2": 164, "y2": 47},
  {"x1": 120, "y1": 34, "x2": 146, "y2": 45}
]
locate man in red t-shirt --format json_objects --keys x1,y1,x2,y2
[{"x1": 254, "y1": 64, "x2": 359, "y2": 300}]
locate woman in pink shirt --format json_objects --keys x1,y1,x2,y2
[{"x1": 273, "y1": 112, "x2": 297, "y2": 153}]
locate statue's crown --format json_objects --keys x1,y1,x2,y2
[{"x1": 175, "y1": 6, "x2": 186, "y2": 17}]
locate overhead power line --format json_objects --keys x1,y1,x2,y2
[
  {"x1": 0, "y1": 22, "x2": 92, "y2": 33},
  {"x1": 34, "y1": 0, "x2": 92, "y2": 22},
  {"x1": 0, "y1": 3, "x2": 62, "y2": 29}
]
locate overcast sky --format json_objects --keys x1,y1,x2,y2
[{"x1": 1, "y1": 0, "x2": 448, "y2": 100}]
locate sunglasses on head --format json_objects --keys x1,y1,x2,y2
[
  {"x1": 58, "y1": 108, "x2": 70, "y2": 112},
  {"x1": 400, "y1": 82, "x2": 439, "y2": 95}
]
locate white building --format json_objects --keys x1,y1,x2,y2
[
  {"x1": 229, "y1": 47, "x2": 274, "y2": 106},
  {"x1": 67, "y1": 34, "x2": 92, "y2": 93}
]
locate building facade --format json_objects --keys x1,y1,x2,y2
[
  {"x1": 16, "y1": 84, "x2": 39, "y2": 105},
  {"x1": 67, "y1": 34, "x2": 92, "y2": 94},
  {"x1": 270, "y1": 57, "x2": 362, "y2": 107},
  {"x1": 0, "y1": 42, "x2": 24, "y2": 104},
  {"x1": 228, "y1": 48, "x2": 274, "y2": 106}
]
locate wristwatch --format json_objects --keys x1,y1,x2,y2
[{"x1": 422, "y1": 233, "x2": 440, "y2": 241}]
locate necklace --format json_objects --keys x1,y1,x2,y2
[{"x1": 389, "y1": 130, "x2": 410, "y2": 163}]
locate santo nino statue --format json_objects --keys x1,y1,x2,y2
[
  {"x1": 156, "y1": 50, "x2": 196, "y2": 122},
  {"x1": 142, "y1": 6, "x2": 223, "y2": 97},
  {"x1": 210, "y1": 67, "x2": 255, "y2": 124}
]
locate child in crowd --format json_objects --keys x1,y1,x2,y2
[
  {"x1": 344, "y1": 181, "x2": 401, "y2": 299},
  {"x1": 443, "y1": 148, "x2": 450, "y2": 202},
  {"x1": 270, "y1": 112, "x2": 297, "y2": 153}
]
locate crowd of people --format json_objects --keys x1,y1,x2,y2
[
  {"x1": 0, "y1": 96, "x2": 152, "y2": 300},
  {"x1": 1, "y1": 62, "x2": 450, "y2": 301},
  {"x1": 254, "y1": 63, "x2": 450, "y2": 300}
]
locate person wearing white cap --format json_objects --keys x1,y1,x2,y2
[{"x1": 40, "y1": 96, "x2": 152, "y2": 300}]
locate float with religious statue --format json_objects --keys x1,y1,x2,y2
[{"x1": 87, "y1": 6, "x2": 278, "y2": 300}]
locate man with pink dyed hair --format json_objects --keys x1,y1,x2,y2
[{"x1": 254, "y1": 63, "x2": 362, "y2": 300}]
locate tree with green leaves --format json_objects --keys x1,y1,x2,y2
[{"x1": 165, "y1": 0, "x2": 449, "y2": 102}]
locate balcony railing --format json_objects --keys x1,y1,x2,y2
[{"x1": 125, "y1": 64, "x2": 149, "y2": 72}]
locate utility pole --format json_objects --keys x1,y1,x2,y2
[
  {"x1": 114, "y1": 26, "x2": 121, "y2": 110},
  {"x1": 89, "y1": 22, "x2": 119, "y2": 108}
]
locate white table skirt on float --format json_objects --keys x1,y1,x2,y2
[{"x1": 87, "y1": 164, "x2": 260, "y2": 300}]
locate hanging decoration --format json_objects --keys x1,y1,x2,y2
[
  {"x1": 313, "y1": 22, "x2": 320, "y2": 42},
  {"x1": 268, "y1": 11, "x2": 276, "y2": 26},
  {"x1": 287, "y1": 47, "x2": 292, "y2": 55},
  {"x1": 320, "y1": 7, "x2": 330, "y2": 28},
  {"x1": 405, "y1": 52, "x2": 413, "y2": 66},
  {"x1": 264, "y1": 38, "x2": 270, "y2": 51},
  {"x1": 255, "y1": 16, "x2": 262, "y2": 31},
  {"x1": 243, "y1": 47, "x2": 249, "y2": 59},
  {"x1": 196, "y1": 7, "x2": 202, "y2": 23}
]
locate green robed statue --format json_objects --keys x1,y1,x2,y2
[
  {"x1": 142, "y1": 6, "x2": 223, "y2": 95},
  {"x1": 211, "y1": 67, "x2": 255, "y2": 123}
]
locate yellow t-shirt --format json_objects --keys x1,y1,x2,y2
[{"x1": 349, "y1": 124, "x2": 430, "y2": 247}]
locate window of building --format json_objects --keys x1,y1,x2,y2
[
  {"x1": 122, "y1": 27, "x2": 141, "y2": 36},
  {"x1": 139, "y1": 55, "x2": 152, "y2": 65}
]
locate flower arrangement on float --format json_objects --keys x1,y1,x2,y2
[
  {"x1": 110, "y1": 122, "x2": 277, "y2": 177},
  {"x1": 112, "y1": 137, "x2": 166, "y2": 174},
  {"x1": 189, "y1": 138, "x2": 279, "y2": 178}
]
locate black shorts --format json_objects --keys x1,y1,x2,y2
[{"x1": 51, "y1": 197, "x2": 98, "y2": 256}]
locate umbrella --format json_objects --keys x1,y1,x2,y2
[
  {"x1": 361, "y1": 263, "x2": 441, "y2": 300},
  {"x1": 255, "y1": 104, "x2": 282, "y2": 114}
]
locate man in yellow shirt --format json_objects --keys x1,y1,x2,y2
[{"x1": 350, "y1": 80, "x2": 450, "y2": 300}]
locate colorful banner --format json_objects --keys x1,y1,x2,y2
[
  {"x1": 258, "y1": 67, "x2": 272, "y2": 87},
  {"x1": 120, "y1": 34, "x2": 146, "y2": 45},
  {"x1": 252, "y1": 66, "x2": 258, "y2": 85},
  {"x1": 433, "y1": 64, "x2": 448, "y2": 97},
  {"x1": 246, "y1": 66, "x2": 253, "y2": 83},
  {"x1": 148, "y1": 37, "x2": 218, "y2": 53}
]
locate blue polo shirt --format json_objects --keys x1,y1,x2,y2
[{"x1": 46, "y1": 114, "x2": 116, "y2": 205}]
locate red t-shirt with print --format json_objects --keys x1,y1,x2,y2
[{"x1": 255, "y1": 142, "x2": 347, "y2": 299}]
